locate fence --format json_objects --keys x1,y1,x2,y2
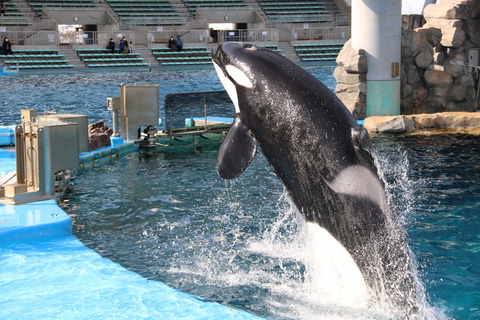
[
  {"x1": 0, "y1": 30, "x2": 59, "y2": 46},
  {"x1": 291, "y1": 26, "x2": 350, "y2": 42},
  {"x1": 0, "y1": 30, "x2": 140, "y2": 48},
  {"x1": 1, "y1": 27, "x2": 348, "y2": 48},
  {"x1": 64, "y1": 31, "x2": 136, "y2": 48},
  {"x1": 146, "y1": 28, "x2": 278, "y2": 46},
  {"x1": 164, "y1": 91, "x2": 234, "y2": 130}
]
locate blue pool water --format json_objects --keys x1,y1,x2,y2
[{"x1": 1, "y1": 66, "x2": 479, "y2": 319}]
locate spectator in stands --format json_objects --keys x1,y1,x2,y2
[
  {"x1": 123, "y1": 39, "x2": 129, "y2": 53},
  {"x1": 2, "y1": 38, "x2": 12, "y2": 55},
  {"x1": 210, "y1": 28, "x2": 218, "y2": 43},
  {"x1": 119, "y1": 39, "x2": 125, "y2": 54},
  {"x1": 168, "y1": 36, "x2": 176, "y2": 51},
  {"x1": 175, "y1": 35, "x2": 183, "y2": 52},
  {"x1": 107, "y1": 38, "x2": 115, "y2": 54},
  {"x1": 128, "y1": 41, "x2": 134, "y2": 53},
  {"x1": 0, "y1": 2, "x2": 6, "y2": 16}
]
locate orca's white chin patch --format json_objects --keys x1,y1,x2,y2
[{"x1": 213, "y1": 61, "x2": 240, "y2": 114}]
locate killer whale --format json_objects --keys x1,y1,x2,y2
[{"x1": 212, "y1": 42, "x2": 419, "y2": 314}]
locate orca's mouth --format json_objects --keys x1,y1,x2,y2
[
  {"x1": 211, "y1": 42, "x2": 257, "y2": 70},
  {"x1": 211, "y1": 45, "x2": 226, "y2": 71},
  {"x1": 211, "y1": 44, "x2": 240, "y2": 113}
]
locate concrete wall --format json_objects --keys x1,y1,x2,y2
[
  {"x1": 44, "y1": 9, "x2": 108, "y2": 25},
  {"x1": 197, "y1": 9, "x2": 257, "y2": 24}
]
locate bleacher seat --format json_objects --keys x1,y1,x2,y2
[
  {"x1": 27, "y1": 0, "x2": 96, "y2": 15},
  {"x1": 257, "y1": 0, "x2": 338, "y2": 24},
  {"x1": 294, "y1": 42, "x2": 344, "y2": 61},
  {"x1": 106, "y1": 0, "x2": 184, "y2": 26},
  {"x1": 76, "y1": 48, "x2": 149, "y2": 68},
  {"x1": 0, "y1": 49, "x2": 74, "y2": 69},
  {"x1": 0, "y1": 1, "x2": 29, "y2": 25},
  {"x1": 182, "y1": 0, "x2": 247, "y2": 15},
  {"x1": 151, "y1": 47, "x2": 212, "y2": 66}
]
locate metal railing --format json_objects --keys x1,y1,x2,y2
[
  {"x1": 146, "y1": 28, "x2": 278, "y2": 46},
  {"x1": 1, "y1": 23, "x2": 348, "y2": 47},
  {"x1": 64, "y1": 31, "x2": 136, "y2": 48},
  {"x1": 164, "y1": 91, "x2": 234, "y2": 131},
  {"x1": 147, "y1": 29, "x2": 211, "y2": 46},
  {"x1": 0, "y1": 30, "x2": 60, "y2": 46},
  {"x1": 291, "y1": 26, "x2": 350, "y2": 42},
  {"x1": 0, "y1": 30, "x2": 140, "y2": 48},
  {"x1": 216, "y1": 29, "x2": 279, "y2": 43}
]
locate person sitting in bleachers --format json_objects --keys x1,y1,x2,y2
[
  {"x1": 2, "y1": 38, "x2": 12, "y2": 55},
  {"x1": 0, "y1": 2, "x2": 6, "y2": 16},
  {"x1": 107, "y1": 38, "x2": 115, "y2": 54},
  {"x1": 119, "y1": 39, "x2": 125, "y2": 54},
  {"x1": 175, "y1": 35, "x2": 183, "y2": 52},
  {"x1": 168, "y1": 36, "x2": 176, "y2": 51}
]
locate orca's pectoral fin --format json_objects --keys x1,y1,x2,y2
[{"x1": 217, "y1": 117, "x2": 257, "y2": 179}]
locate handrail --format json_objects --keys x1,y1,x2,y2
[
  {"x1": 146, "y1": 28, "x2": 279, "y2": 46},
  {"x1": 291, "y1": 26, "x2": 350, "y2": 42},
  {"x1": 0, "y1": 30, "x2": 60, "y2": 46}
]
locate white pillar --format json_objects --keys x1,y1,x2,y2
[{"x1": 351, "y1": 0, "x2": 402, "y2": 116}]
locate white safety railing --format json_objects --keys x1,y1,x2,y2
[
  {"x1": 146, "y1": 28, "x2": 278, "y2": 46},
  {"x1": 0, "y1": 31, "x2": 60, "y2": 46},
  {"x1": 146, "y1": 30, "x2": 211, "y2": 46},
  {"x1": 1, "y1": 27, "x2": 347, "y2": 47},
  {"x1": 65, "y1": 31, "x2": 136, "y2": 48},
  {"x1": 217, "y1": 29, "x2": 279, "y2": 43},
  {"x1": 291, "y1": 26, "x2": 350, "y2": 42}
]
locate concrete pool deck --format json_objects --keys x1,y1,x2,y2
[{"x1": 0, "y1": 141, "x2": 263, "y2": 320}]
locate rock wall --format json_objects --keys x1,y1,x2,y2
[
  {"x1": 334, "y1": 0, "x2": 479, "y2": 118},
  {"x1": 363, "y1": 112, "x2": 480, "y2": 133},
  {"x1": 334, "y1": 39, "x2": 368, "y2": 119},
  {"x1": 402, "y1": 0, "x2": 479, "y2": 114}
]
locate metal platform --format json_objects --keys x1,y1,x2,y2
[{"x1": 154, "y1": 123, "x2": 231, "y2": 152}]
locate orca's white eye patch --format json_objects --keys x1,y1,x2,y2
[{"x1": 226, "y1": 65, "x2": 253, "y2": 88}]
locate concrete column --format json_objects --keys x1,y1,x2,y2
[{"x1": 351, "y1": 0, "x2": 402, "y2": 116}]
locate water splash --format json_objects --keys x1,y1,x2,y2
[
  {"x1": 372, "y1": 142, "x2": 447, "y2": 319},
  {"x1": 167, "y1": 144, "x2": 448, "y2": 319}
]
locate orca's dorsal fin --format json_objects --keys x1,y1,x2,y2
[{"x1": 217, "y1": 117, "x2": 257, "y2": 179}]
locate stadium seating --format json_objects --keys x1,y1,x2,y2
[
  {"x1": 0, "y1": 49, "x2": 74, "y2": 69},
  {"x1": 152, "y1": 47, "x2": 211, "y2": 66},
  {"x1": 257, "y1": 0, "x2": 338, "y2": 24},
  {"x1": 76, "y1": 48, "x2": 149, "y2": 67},
  {"x1": 152, "y1": 45, "x2": 281, "y2": 66},
  {"x1": 105, "y1": 0, "x2": 184, "y2": 26},
  {"x1": 27, "y1": 0, "x2": 96, "y2": 15},
  {"x1": 0, "y1": 1, "x2": 29, "y2": 26},
  {"x1": 182, "y1": 0, "x2": 248, "y2": 15},
  {"x1": 294, "y1": 42, "x2": 344, "y2": 61}
]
